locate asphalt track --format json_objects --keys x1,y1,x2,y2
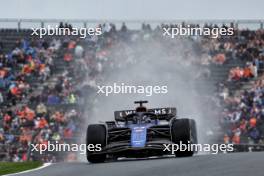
[{"x1": 13, "y1": 152, "x2": 264, "y2": 176}]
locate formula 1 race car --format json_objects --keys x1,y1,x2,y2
[{"x1": 86, "y1": 101, "x2": 197, "y2": 163}]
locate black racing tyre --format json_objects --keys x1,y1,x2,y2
[
  {"x1": 171, "y1": 118, "x2": 197, "y2": 157},
  {"x1": 86, "y1": 124, "x2": 107, "y2": 163}
]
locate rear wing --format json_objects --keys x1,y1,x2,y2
[{"x1": 114, "y1": 107, "x2": 177, "y2": 121}]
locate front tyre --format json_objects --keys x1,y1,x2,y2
[
  {"x1": 86, "y1": 124, "x2": 107, "y2": 163},
  {"x1": 171, "y1": 118, "x2": 197, "y2": 157}
]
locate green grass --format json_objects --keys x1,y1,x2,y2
[{"x1": 0, "y1": 161, "x2": 42, "y2": 175}]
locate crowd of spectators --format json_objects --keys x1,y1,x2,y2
[
  {"x1": 0, "y1": 22, "x2": 264, "y2": 162},
  {"x1": 0, "y1": 34, "x2": 84, "y2": 162},
  {"x1": 228, "y1": 63, "x2": 257, "y2": 81},
  {"x1": 215, "y1": 29, "x2": 264, "y2": 144},
  {"x1": 221, "y1": 78, "x2": 264, "y2": 144}
]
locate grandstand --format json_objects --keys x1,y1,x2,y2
[
  {"x1": 0, "y1": 27, "x2": 84, "y2": 162},
  {"x1": 0, "y1": 20, "x2": 264, "y2": 162}
]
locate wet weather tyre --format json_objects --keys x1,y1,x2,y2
[
  {"x1": 171, "y1": 118, "x2": 197, "y2": 157},
  {"x1": 86, "y1": 124, "x2": 106, "y2": 163}
]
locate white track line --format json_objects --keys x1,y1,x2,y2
[{"x1": 3, "y1": 163, "x2": 52, "y2": 176}]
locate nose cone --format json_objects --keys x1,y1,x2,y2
[{"x1": 131, "y1": 126, "x2": 147, "y2": 147}]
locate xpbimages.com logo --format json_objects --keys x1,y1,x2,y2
[
  {"x1": 31, "y1": 141, "x2": 102, "y2": 154},
  {"x1": 163, "y1": 142, "x2": 234, "y2": 154},
  {"x1": 31, "y1": 25, "x2": 102, "y2": 38},
  {"x1": 97, "y1": 83, "x2": 168, "y2": 96},
  {"x1": 162, "y1": 25, "x2": 234, "y2": 38}
]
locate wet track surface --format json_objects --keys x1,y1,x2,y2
[{"x1": 13, "y1": 152, "x2": 264, "y2": 176}]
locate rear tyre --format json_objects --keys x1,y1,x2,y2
[
  {"x1": 86, "y1": 124, "x2": 107, "y2": 163},
  {"x1": 171, "y1": 118, "x2": 197, "y2": 157}
]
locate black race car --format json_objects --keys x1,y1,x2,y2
[{"x1": 86, "y1": 101, "x2": 197, "y2": 163}]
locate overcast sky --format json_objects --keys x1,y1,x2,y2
[{"x1": 0, "y1": 0, "x2": 263, "y2": 20}]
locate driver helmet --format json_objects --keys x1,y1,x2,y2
[{"x1": 136, "y1": 106, "x2": 147, "y2": 112}]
